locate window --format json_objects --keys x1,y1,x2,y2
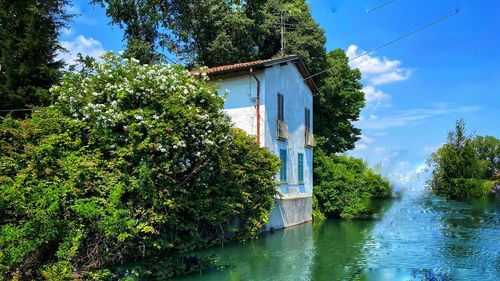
[
  {"x1": 305, "y1": 108, "x2": 311, "y2": 132},
  {"x1": 277, "y1": 93, "x2": 284, "y2": 121},
  {"x1": 279, "y1": 149, "x2": 287, "y2": 182},
  {"x1": 298, "y1": 153, "x2": 304, "y2": 183}
]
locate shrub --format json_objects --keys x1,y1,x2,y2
[
  {"x1": 313, "y1": 148, "x2": 392, "y2": 219},
  {"x1": 448, "y1": 178, "x2": 492, "y2": 199},
  {"x1": 0, "y1": 53, "x2": 280, "y2": 280}
]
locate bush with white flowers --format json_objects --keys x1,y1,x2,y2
[{"x1": 0, "y1": 53, "x2": 280, "y2": 280}]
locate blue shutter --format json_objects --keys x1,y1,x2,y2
[
  {"x1": 280, "y1": 149, "x2": 287, "y2": 182},
  {"x1": 298, "y1": 153, "x2": 304, "y2": 183}
]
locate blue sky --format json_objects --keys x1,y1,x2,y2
[{"x1": 60, "y1": 0, "x2": 499, "y2": 187}]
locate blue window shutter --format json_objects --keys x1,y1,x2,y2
[
  {"x1": 298, "y1": 153, "x2": 304, "y2": 183},
  {"x1": 280, "y1": 149, "x2": 287, "y2": 182}
]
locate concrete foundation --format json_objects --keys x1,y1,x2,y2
[{"x1": 264, "y1": 195, "x2": 312, "y2": 232}]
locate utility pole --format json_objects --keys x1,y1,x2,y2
[{"x1": 280, "y1": 11, "x2": 285, "y2": 56}]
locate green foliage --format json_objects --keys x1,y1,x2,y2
[
  {"x1": 0, "y1": 53, "x2": 280, "y2": 280},
  {"x1": 313, "y1": 148, "x2": 393, "y2": 219},
  {"x1": 93, "y1": 0, "x2": 327, "y2": 69},
  {"x1": 111, "y1": 255, "x2": 224, "y2": 280},
  {"x1": 165, "y1": 0, "x2": 261, "y2": 67},
  {"x1": 428, "y1": 119, "x2": 493, "y2": 199},
  {"x1": 314, "y1": 49, "x2": 365, "y2": 154},
  {"x1": 311, "y1": 196, "x2": 326, "y2": 221},
  {"x1": 470, "y1": 135, "x2": 500, "y2": 179},
  {"x1": 91, "y1": 0, "x2": 164, "y2": 64},
  {"x1": 0, "y1": 0, "x2": 71, "y2": 110}
]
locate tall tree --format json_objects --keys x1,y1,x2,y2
[
  {"x1": 259, "y1": 0, "x2": 327, "y2": 73},
  {"x1": 166, "y1": 0, "x2": 259, "y2": 67},
  {"x1": 0, "y1": 0, "x2": 70, "y2": 111},
  {"x1": 314, "y1": 49, "x2": 365, "y2": 154},
  {"x1": 91, "y1": 0, "x2": 164, "y2": 64},
  {"x1": 166, "y1": 0, "x2": 327, "y2": 71}
]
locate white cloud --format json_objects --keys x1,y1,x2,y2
[
  {"x1": 374, "y1": 147, "x2": 386, "y2": 154},
  {"x1": 370, "y1": 71, "x2": 411, "y2": 85},
  {"x1": 353, "y1": 134, "x2": 374, "y2": 152},
  {"x1": 357, "y1": 105, "x2": 481, "y2": 130},
  {"x1": 347, "y1": 44, "x2": 412, "y2": 85},
  {"x1": 389, "y1": 161, "x2": 429, "y2": 188},
  {"x1": 414, "y1": 163, "x2": 427, "y2": 174},
  {"x1": 360, "y1": 134, "x2": 375, "y2": 144},
  {"x1": 363, "y1": 85, "x2": 391, "y2": 107},
  {"x1": 355, "y1": 143, "x2": 368, "y2": 151},
  {"x1": 59, "y1": 35, "x2": 106, "y2": 65}
]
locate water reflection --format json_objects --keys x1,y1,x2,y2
[
  {"x1": 310, "y1": 219, "x2": 377, "y2": 280},
  {"x1": 173, "y1": 221, "x2": 315, "y2": 281},
  {"x1": 165, "y1": 191, "x2": 499, "y2": 281}
]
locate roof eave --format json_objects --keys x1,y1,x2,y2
[{"x1": 196, "y1": 55, "x2": 319, "y2": 94}]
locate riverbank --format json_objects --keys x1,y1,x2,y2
[{"x1": 166, "y1": 189, "x2": 499, "y2": 281}]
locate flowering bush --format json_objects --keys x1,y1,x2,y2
[{"x1": 0, "y1": 53, "x2": 280, "y2": 280}]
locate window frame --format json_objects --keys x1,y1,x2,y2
[
  {"x1": 298, "y1": 153, "x2": 304, "y2": 183},
  {"x1": 279, "y1": 149, "x2": 287, "y2": 183},
  {"x1": 277, "y1": 93, "x2": 284, "y2": 121},
  {"x1": 305, "y1": 107, "x2": 311, "y2": 132}
]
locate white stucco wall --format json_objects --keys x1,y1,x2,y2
[
  {"x1": 213, "y1": 61, "x2": 314, "y2": 230},
  {"x1": 214, "y1": 73, "x2": 266, "y2": 146},
  {"x1": 263, "y1": 62, "x2": 314, "y2": 197}
]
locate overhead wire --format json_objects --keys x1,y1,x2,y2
[
  {"x1": 304, "y1": 9, "x2": 459, "y2": 82},
  {"x1": 367, "y1": 0, "x2": 396, "y2": 14}
]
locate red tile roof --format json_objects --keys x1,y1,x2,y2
[
  {"x1": 193, "y1": 54, "x2": 299, "y2": 75},
  {"x1": 192, "y1": 54, "x2": 318, "y2": 93}
]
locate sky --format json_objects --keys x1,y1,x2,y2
[{"x1": 60, "y1": 0, "x2": 500, "y2": 188}]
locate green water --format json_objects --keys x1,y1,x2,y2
[{"x1": 170, "y1": 190, "x2": 499, "y2": 281}]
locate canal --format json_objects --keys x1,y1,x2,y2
[{"x1": 170, "y1": 188, "x2": 499, "y2": 281}]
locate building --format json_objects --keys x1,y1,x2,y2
[{"x1": 198, "y1": 55, "x2": 316, "y2": 231}]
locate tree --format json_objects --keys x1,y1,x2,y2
[
  {"x1": 165, "y1": 0, "x2": 327, "y2": 71},
  {"x1": 91, "y1": 0, "x2": 327, "y2": 68},
  {"x1": 314, "y1": 49, "x2": 365, "y2": 154},
  {"x1": 164, "y1": 0, "x2": 258, "y2": 67},
  {"x1": 91, "y1": 0, "x2": 165, "y2": 64},
  {"x1": 428, "y1": 119, "x2": 490, "y2": 199},
  {"x1": 0, "y1": 0, "x2": 71, "y2": 111}
]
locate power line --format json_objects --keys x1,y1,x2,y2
[
  {"x1": 367, "y1": 0, "x2": 396, "y2": 14},
  {"x1": 305, "y1": 9, "x2": 459, "y2": 82}
]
